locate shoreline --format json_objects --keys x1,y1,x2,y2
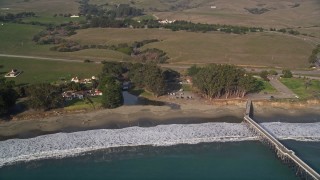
[
  {"x1": 0, "y1": 122, "x2": 257, "y2": 168},
  {"x1": 0, "y1": 99, "x2": 320, "y2": 140},
  {"x1": 0, "y1": 104, "x2": 244, "y2": 140},
  {"x1": 1, "y1": 122, "x2": 319, "y2": 168}
]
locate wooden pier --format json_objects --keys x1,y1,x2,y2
[{"x1": 244, "y1": 100, "x2": 320, "y2": 180}]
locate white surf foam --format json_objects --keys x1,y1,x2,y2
[
  {"x1": 1, "y1": 122, "x2": 320, "y2": 167},
  {"x1": 0, "y1": 123, "x2": 254, "y2": 167},
  {"x1": 261, "y1": 122, "x2": 320, "y2": 141}
]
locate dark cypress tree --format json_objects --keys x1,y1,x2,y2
[
  {"x1": 190, "y1": 64, "x2": 262, "y2": 99},
  {"x1": 0, "y1": 69, "x2": 18, "y2": 115},
  {"x1": 26, "y1": 83, "x2": 63, "y2": 111},
  {"x1": 99, "y1": 76, "x2": 124, "y2": 109}
]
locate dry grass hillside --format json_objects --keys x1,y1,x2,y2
[
  {"x1": 69, "y1": 28, "x2": 313, "y2": 68},
  {"x1": 0, "y1": 0, "x2": 79, "y2": 15},
  {"x1": 1, "y1": 0, "x2": 318, "y2": 68},
  {"x1": 153, "y1": 0, "x2": 320, "y2": 29}
]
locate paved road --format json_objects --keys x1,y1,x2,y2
[
  {"x1": 245, "y1": 68, "x2": 320, "y2": 76},
  {"x1": 247, "y1": 76, "x2": 298, "y2": 100},
  {"x1": 0, "y1": 53, "x2": 318, "y2": 100},
  {"x1": 1, "y1": 53, "x2": 320, "y2": 76},
  {"x1": 0, "y1": 54, "x2": 84, "y2": 63},
  {"x1": 268, "y1": 76, "x2": 298, "y2": 98},
  {"x1": 162, "y1": 64, "x2": 320, "y2": 77}
]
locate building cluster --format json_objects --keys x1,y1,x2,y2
[
  {"x1": 71, "y1": 76, "x2": 96, "y2": 84},
  {"x1": 158, "y1": 19, "x2": 176, "y2": 24},
  {"x1": 62, "y1": 76, "x2": 101, "y2": 101},
  {"x1": 62, "y1": 89, "x2": 102, "y2": 101}
]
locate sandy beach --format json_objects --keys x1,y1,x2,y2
[
  {"x1": 1, "y1": 121, "x2": 319, "y2": 168},
  {"x1": 1, "y1": 100, "x2": 320, "y2": 168},
  {"x1": 0, "y1": 104, "x2": 244, "y2": 140},
  {"x1": 0, "y1": 99, "x2": 320, "y2": 140}
]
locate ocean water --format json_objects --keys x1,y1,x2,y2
[
  {"x1": 1, "y1": 120, "x2": 320, "y2": 179},
  {"x1": 0, "y1": 141, "x2": 300, "y2": 180},
  {"x1": 282, "y1": 140, "x2": 320, "y2": 173}
]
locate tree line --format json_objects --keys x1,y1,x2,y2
[
  {"x1": 79, "y1": 0, "x2": 143, "y2": 18},
  {"x1": 48, "y1": 39, "x2": 168, "y2": 63},
  {"x1": 309, "y1": 45, "x2": 320, "y2": 65},
  {"x1": 100, "y1": 61, "x2": 167, "y2": 97},
  {"x1": 188, "y1": 64, "x2": 263, "y2": 99},
  {"x1": 76, "y1": 0, "x2": 263, "y2": 34},
  {"x1": 0, "y1": 12, "x2": 35, "y2": 22},
  {"x1": 87, "y1": 18, "x2": 264, "y2": 35},
  {"x1": 163, "y1": 21, "x2": 263, "y2": 34}
]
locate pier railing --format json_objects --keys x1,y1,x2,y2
[{"x1": 244, "y1": 100, "x2": 320, "y2": 180}]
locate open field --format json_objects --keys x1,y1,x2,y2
[
  {"x1": 69, "y1": 28, "x2": 314, "y2": 68},
  {"x1": 0, "y1": 0, "x2": 319, "y2": 68},
  {"x1": 0, "y1": 57, "x2": 102, "y2": 85},
  {"x1": 280, "y1": 78, "x2": 320, "y2": 99},
  {"x1": 88, "y1": 0, "x2": 320, "y2": 29},
  {"x1": 2, "y1": 0, "x2": 319, "y2": 30},
  {"x1": 90, "y1": 0, "x2": 212, "y2": 12},
  {"x1": 0, "y1": 0, "x2": 79, "y2": 16},
  {"x1": 0, "y1": 23, "x2": 316, "y2": 68},
  {"x1": 153, "y1": 0, "x2": 320, "y2": 29},
  {"x1": 297, "y1": 26, "x2": 320, "y2": 39},
  {"x1": 0, "y1": 23, "x2": 47, "y2": 55},
  {"x1": 0, "y1": 23, "x2": 130, "y2": 61}
]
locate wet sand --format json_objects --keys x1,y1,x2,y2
[
  {"x1": 0, "y1": 104, "x2": 244, "y2": 140},
  {"x1": 253, "y1": 103, "x2": 320, "y2": 123},
  {"x1": 1, "y1": 100, "x2": 320, "y2": 141}
]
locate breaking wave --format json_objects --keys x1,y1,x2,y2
[
  {"x1": 261, "y1": 122, "x2": 320, "y2": 142},
  {"x1": 1, "y1": 122, "x2": 320, "y2": 167}
]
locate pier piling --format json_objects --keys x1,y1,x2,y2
[{"x1": 244, "y1": 100, "x2": 320, "y2": 180}]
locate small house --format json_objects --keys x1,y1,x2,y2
[
  {"x1": 5, "y1": 69, "x2": 21, "y2": 77},
  {"x1": 71, "y1": 77, "x2": 79, "y2": 83},
  {"x1": 94, "y1": 89, "x2": 103, "y2": 96}
]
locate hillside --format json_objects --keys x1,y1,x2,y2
[{"x1": 0, "y1": 0, "x2": 319, "y2": 68}]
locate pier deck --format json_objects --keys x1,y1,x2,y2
[{"x1": 244, "y1": 100, "x2": 320, "y2": 180}]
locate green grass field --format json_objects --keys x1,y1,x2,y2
[
  {"x1": 0, "y1": 57, "x2": 102, "y2": 85},
  {"x1": 64, "y1": 96, "x2": 102, "y2": 111},
  {"x1": 0, "y1": 23, "x2": 48, "y2": 55},
  {"x1": 0, "y1": 23, "x2": 130, "y2": 61},
  {"x1": 280, "y1": 78, "x2": 320, "y2": 99},
  {"x1": 260, "y1": 80, "x2": 277, "y2": 94}
]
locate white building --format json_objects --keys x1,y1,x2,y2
[
  {"x1": 5, "y1": 69, "x2": 21, "y2": 77},
  {"x1": 159, "y1": 19, "x2": 176, "y2": 24}
]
